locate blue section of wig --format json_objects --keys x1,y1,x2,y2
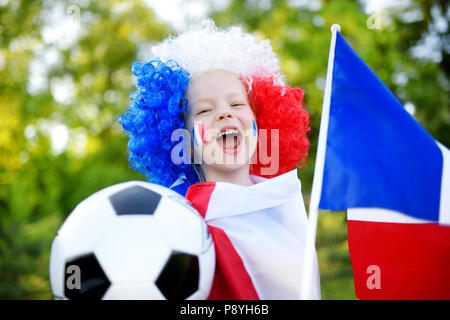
[{"x1": 119, "y1": 58, "x2": 199, "y2": 188}]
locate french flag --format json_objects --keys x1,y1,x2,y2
[
  {"x1": 184, "y1": 170, "x2": 321, "y2": 300},
  {"x1": 303, "y1": 25, "x2": 450, "y2": 300}
]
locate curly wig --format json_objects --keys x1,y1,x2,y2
[
  {"x1": 248, "y1": 76, "x2": 310, "y2": 178},
  {"x1": 119, "y1": 19, "x2": 310, "y2": 188}
]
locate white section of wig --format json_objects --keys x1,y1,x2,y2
[{"x1": 151, "y1": 19, "x2": 286, "y2": 86}]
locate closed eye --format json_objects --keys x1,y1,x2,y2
[{"x1": 197, "y1": 109, "x2": 211, "y2": 115}]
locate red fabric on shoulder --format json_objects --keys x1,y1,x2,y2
[
  {"x1": 186, "y1": 183, "x2": 260, "y2": 300},
  {"x1": 185, "y1": 182, "x2": 216, "y2": 219}
]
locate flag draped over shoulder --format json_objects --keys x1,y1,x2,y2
[
  {"x1": 184, "y1": 170, "x2": 321, "y2": 300},
  {"x1": 312, "y1": 26, "x2": 450, "y2": 299}
]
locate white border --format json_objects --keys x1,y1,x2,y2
[
  {"x1": 437, "y1": 141, "x2": 450, "y2": 225},
  {"x1": 347, "y1": 208, "x2": 430, "y2": 224}
]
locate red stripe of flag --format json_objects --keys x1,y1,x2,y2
[
  {"x1": 186, "y1": 183, "x2": 260, "y2": 300},
  {"x1": 348, "y1": 220, "x2": 450, "y2": 299}
]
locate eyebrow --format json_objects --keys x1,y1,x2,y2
[
  {"x1": 192, "y1": 97, "x2": 215, "y2": 106},
  {"x1": 227, "y1": 92, "x2": 246, "y2": 100},
  {"x1": 192, "y1": 92, "x2": 246, "y2": 106}
]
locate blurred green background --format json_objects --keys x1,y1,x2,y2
[{"x1": 0, "y1": 0, "x2": 448, "y2": 299}]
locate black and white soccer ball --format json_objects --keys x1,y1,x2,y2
[{"x1": 49, "y1": 180, "x2": 215, "y2": 300}]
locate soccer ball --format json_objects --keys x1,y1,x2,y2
[{"x1": 49, "y1": 180, "x2": 215, "y2": 300}]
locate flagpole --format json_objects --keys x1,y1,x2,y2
[{"x1": 300, "y1": 24, "x2": 341, "y2": 299}]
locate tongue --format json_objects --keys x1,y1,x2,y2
[{"x1": 222, "y1": 135, "x2": 236, "y2": 149}]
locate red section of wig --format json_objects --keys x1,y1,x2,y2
[{"x1": 246, "y1": 76, "x2": 310, "y2": 178}]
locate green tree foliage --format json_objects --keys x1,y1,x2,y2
[
  {"x1": 0, "y1": 0, "x2": 448, "y2": 299},
  {"x1": 0, "y1": 0, "x2": 169, "y2": 299}
]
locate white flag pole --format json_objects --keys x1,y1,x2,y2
[{"x1": 300, "y1": 24, "x2": 341, "y2": 299}]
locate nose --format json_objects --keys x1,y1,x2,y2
[{"x1": 217, "y1": 111, "x2": 233, "y2": 121}]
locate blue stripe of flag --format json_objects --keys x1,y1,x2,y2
[{"x1": 318, "y1": 32, "x2": 443, "y2": 222}]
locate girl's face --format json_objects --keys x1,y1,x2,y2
[{"x1": 184, "y1": 69, "x2": 257, "y2": 174}]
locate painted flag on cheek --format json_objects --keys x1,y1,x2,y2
[{"x1": 303, "y1": 25, "x2": 450, "y2": 300}]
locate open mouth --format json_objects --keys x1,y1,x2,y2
[{"x1": 216, "y1": 127, "x2": 242, "y2": 154}]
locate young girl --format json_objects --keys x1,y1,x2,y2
[{"x1": 119, "y1": 20, "x2": 321, "y2": 299}]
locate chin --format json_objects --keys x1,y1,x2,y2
[
  {"x1": 213, "y1": 162, "x2": 249, "y2": 172},
  {"x1": 200, "y1": 155, "x2": 251, "y2": 175},
  {"x1": 199, "y1": 142, "x2": 257, "y2": 175}
]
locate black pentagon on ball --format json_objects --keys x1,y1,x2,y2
[
  {"x1": 156, "y1": 251, "x2": 200, "y2": 300},
  {"x1": 64, "y1": 253, "x2": 110, "y2": 300},
  {"x1": 109, "y1": 185, "x2": 161, "y2": 215}
]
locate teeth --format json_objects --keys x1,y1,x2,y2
[{"x1": 218, "y1": 129, "x2": 239, "y2": 139}]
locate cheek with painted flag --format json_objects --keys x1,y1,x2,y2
[{"x1": 302, "y1": 25, "x2": 450, "y2": 300}]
